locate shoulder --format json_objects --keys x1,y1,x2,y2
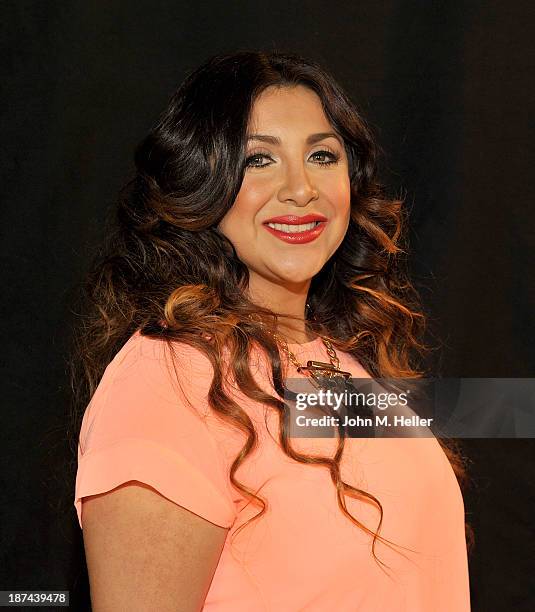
[
  {"x1": 79, "y1": 331, "x2": 214, "y2": 455},
  {"x1": 75, "y1": 330, "x2": 238, "y2": 530},
  {"x1": 108, "y1": 329, "x2": 212, "y2": 375},
  {"x1": 99, "y1": 330, "x2": 213, "y2": 397}
]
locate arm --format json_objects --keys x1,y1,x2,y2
[{"x1": 82, "y1": 480, "x2": 228, "y2": 612}]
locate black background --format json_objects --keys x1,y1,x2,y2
[{"x1": 2, "y1": 1, "x2": 534, "y2": 610}]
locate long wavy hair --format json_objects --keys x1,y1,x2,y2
[{"x1": 68, "y1": 50, "x2": 473, "y2": 566}]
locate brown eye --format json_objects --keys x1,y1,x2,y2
[
  {"x1": 245, "y1": 153, "x2": 273, "y2": 168},
  {"x1": 310, "y1": 150, "x2": 340, "y2": 165}
]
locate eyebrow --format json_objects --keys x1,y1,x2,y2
[{"x1": 246, "y1": 132, "x2": 342, "y2": 146}]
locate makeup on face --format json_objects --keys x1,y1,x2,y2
[
  {"x1": 262, "y1": 213, "x2": 328, "y2": 244},
  {"x1": 217, "y1": 85, "x2": 351, "y2": 290}
]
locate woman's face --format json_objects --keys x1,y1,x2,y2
[{"x1": 218, "y1": 85, "x2": 351, "y2": 288}]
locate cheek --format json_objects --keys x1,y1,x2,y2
[
  {"x1": 325, "y1": 174, "x2": 351, "y2": 216},
  {"x1": 234, "y1": 177, "x2": 272, "y2": 213},
  {"x1": 219, "y1": 181, "x2": 268, "y2": 241}
]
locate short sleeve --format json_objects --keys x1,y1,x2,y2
[{"x1": 74, "y1": 332, "x2": 238, "y2": 530}]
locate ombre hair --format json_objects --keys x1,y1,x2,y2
[{"x1": 68, "y1": 50, "x2": 472, "y2": 566}]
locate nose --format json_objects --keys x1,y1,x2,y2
[{"x1": 277, "y1": 162, "x2": 319, "y2": 207}]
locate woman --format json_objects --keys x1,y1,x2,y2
[{"x1": 71, "y1": 50, "x2": 471, "y2": 610}]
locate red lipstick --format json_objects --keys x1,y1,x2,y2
[
  {"x1": 263, "y1": 214, "x2": 327, "y2": 224},
  {"x1": 262, "y1": 213, "x2": 328, "y2": 244}
]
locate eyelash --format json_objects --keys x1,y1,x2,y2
[{"x1": 245, "y1": 149, "x2": 340, "y2": 169}]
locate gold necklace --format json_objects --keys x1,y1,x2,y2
[
  {"x1": 267, "y1": 330, "x2": 353, "y2": 388},
  {"x1": 248, "y1": 303, "x2": 352, "y2": 388}
]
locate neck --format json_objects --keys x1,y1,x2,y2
[
  {"x1": 246, "y1": 271, "x2": 316, "y2": 345},
  {"x1": 276, "y1": 322, "x2": 316, "y2": 345}
]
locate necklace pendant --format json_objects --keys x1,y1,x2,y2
[{"x1": 297, "y1": 360, "x2": 352, "y2": 381}]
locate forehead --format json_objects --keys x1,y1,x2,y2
[{"x1": 248, "y1": 85, "x2": 332, "y2": 133}]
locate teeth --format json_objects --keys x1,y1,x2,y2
[{"x1": 267, "y1": 221, "x2": 320, "y2": 233}]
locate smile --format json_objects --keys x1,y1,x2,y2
[{"x1": 263, "y1": 220, "x2": 327, "y2": 244}]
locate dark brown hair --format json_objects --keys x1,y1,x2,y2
[{"x1": 68, "y1": 50, "x2": 473, "y2": 568}]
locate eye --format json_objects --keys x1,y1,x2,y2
[
  {"x1": 244, "y1": 148, "x2": 341, "y2": 169},
  {"x1": 245, "y1": 153, "x2": 274, "y2": 168},
  {"x1": 309, "y1": 149, "x2": 340, "y2": 165}
]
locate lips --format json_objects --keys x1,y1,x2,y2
[
  {"x1": 262, "y1": 214, "x2": 328, "y2": 244},
  {"x1": 263, "y1": 214, "x2": 328, "y2": 225}
]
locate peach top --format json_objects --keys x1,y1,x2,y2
[{"x1": 75, "y1": 330, "x2": 470, "y2": 611}]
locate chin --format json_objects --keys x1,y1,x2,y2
[{"x1": 273, "y1": 269, "x2": 320, "y2": 284}]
